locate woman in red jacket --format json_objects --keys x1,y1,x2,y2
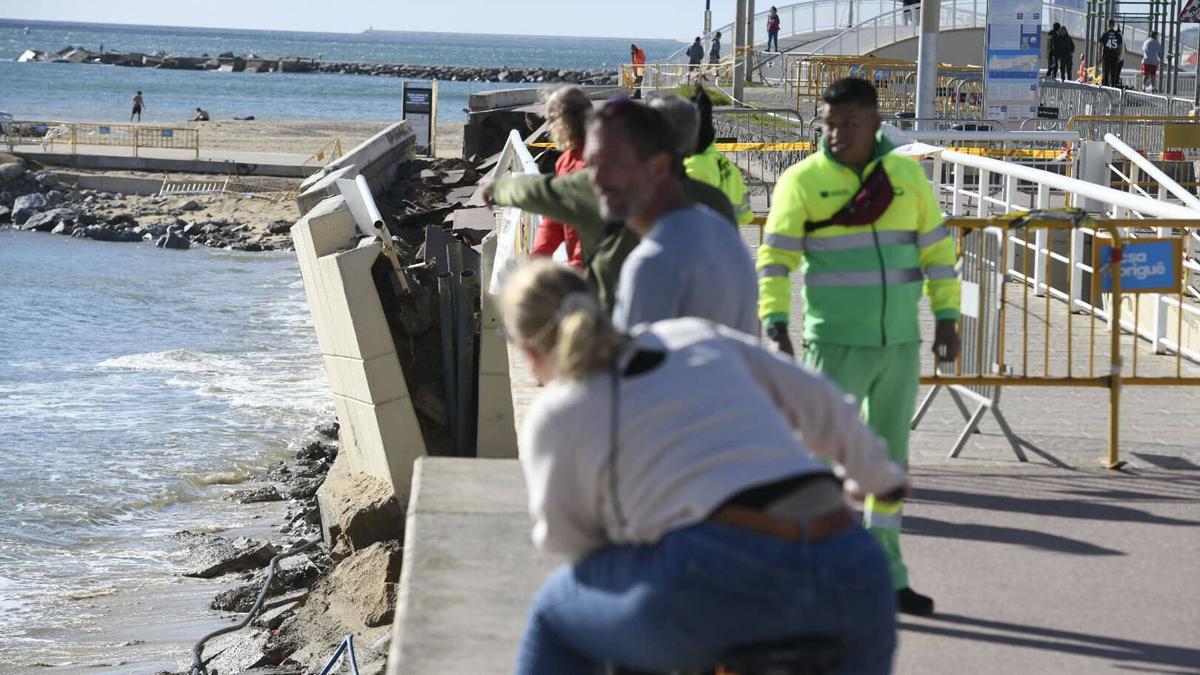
[{"x1": 531, "y1": 86, "x2": 592, "y2": 269}]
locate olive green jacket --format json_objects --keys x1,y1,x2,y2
[{"x1": 490, "y1": 168, "x2": 736, "y2": 313}]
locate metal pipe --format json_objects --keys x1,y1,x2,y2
[
  {"x1": 734, "y1": 0, "x2": 747, "y2": 103},
  {"x1": 1103, "y1": 132, "x2": 1200, "y2": 209},
  {"x1": 438, "y1": 272, "x2": 458, "y2": 442},
  {"x1": 914, "y1": 0, "x2": 941, "y2": 125},
  {"x1": 453, "y1": 269, "x2": 479, "y2": 457}
]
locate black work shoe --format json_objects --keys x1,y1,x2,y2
[{"x1": 897, "y1": 587, "x2": 935, "y2": 616}]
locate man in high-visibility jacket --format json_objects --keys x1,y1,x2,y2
[
  {"x1": 684, "y1": 86, "x2": 754, "y2": 225},
  {"x1": 758, "y1": 77, "x2": 960, "y2": 616}
]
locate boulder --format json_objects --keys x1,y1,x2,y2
[
  {"x1": 0, "y1": 206, "x2": 10, "y2": 223},
  {"x1": 170, "y1": 531, "x2": 278, "y2": 578},
  {"x1": 14, "y1": 193, "x2": 47, "y2": 212},
  {"x1": 315, "y1": 420, "x2": 339, "y2": 440},
  {"x1": 315, "y1": 458, "x2": 404, "y2": 553},
  {"x1": 265, "y1": 219, "x2": 293, "y2": 234},
  {"x1": 50, "y1": 222, "x2": 73, "y2": 235},
  {"x1": 182, "y1": 222, "x2": 205, "y2": 237},
  {"x1": 1, "y1": 190, "x2": 13, "y2": 206},
  {"x1": 20, "y1": 208, "x2": 77, "y2": 232},
  {"x1": 0, "y1": 162, "x2": 25, "y2": 185},
  {"x1": 178, "y1": 199, "x2": 202, "y2": 211},
  {"x1": 45, "y1": 189, "x2": 63, "y2": 205},
  {"x1": 192, "y1": 630, "x2": 274, "y2": 674},
  {"x1": 77, "y1": 212, "x2": 98, "y2": 226},
  {"x1": 155, "y1": 231, "x2": 190, "y2": 250},
  {"x1": 230, "y1": 485, "x2": 284, "y2": 504},
  {"x1": 106, "y1": 212, "x2": 137, "y2": 227},
  {"x1": 296, "y1": 433, "x2": 338, "y2": 463},
  {"x1": 33, "y1": 171, "x2": 60, "y2": 188}
]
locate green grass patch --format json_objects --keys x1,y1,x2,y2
[{"x1": 671, "y1": 85, "x2": 734, "y2": 106}]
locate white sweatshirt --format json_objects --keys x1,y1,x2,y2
[{"x1": 519, "y1": 318, "x2": 905, "y2": 561}]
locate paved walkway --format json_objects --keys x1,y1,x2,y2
[{"x1": 6, "y1": 143, "x2": 312, "y2": 177}]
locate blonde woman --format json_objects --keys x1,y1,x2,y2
[
  {"x1": 504, "y1": 259, "x2": 906, "y2": 675},
  {"x1": 530, "y1": 86, "x2": 592, "y2": 269}
]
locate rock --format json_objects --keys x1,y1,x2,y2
[
  {"x1": 315, "y1": 421, "x2": 339, "y2": 440},
  {"x1": 265, "y1": 219, "x2": 292, "y2": 234},
  {"x1": 230, "y1": 485, "x2": 285, "y2": 504},
  {"x1": 170, "y1": 531, "x2": 278, "y2": 578},
  {"x1": 315, "y1": 459, "x2": 404, "y2": 553},
  {"x1": 77, "y1": 212, "x2": 98, "y2": 226},
  {"x1": 20, "y1": 208, "x2": 77, "y2": 232},
  {"x1": 155, "y1": 231, "x2": 190, "y2": 250},
  {"x1": 0, "y1": 190, "x2": 13, "y2": 206},
  {"x1": 0, "y1": 206, "x2": 10, "y2": 223},
  {"x1": 193, "y1": 629, "x2": 274, "y2": 674},
  {"x1": 296, "y1": 434, "x2": 338, "y2": 463},
  {"x1": 210, "y1": 582, "x2": 261, "y2": 612},
  {"x1": 51, "y1": 222, "x2": 73, "y2": 235},
  {"x1": 14, "y1": 193, "x2": 47, "y2": 212},
  {"x1": 106, "y1": 212, "x2": 137, "y2": 227},
  {"x1": 45, "y1": 189, "x2": 63, "y2": 205},
  {"x1": 33, "y1": 171, "x2": 60, "y2": 188},
  {"x1": 178, "y1": 199, "x2": 202, "y2": 211},
  {"x1": 274, "y1": 555, "x2": 321, "y2": 592},
  {"x1": 0, "y1": 162, "x2": 25, "y2": 184},
  {"x1": 182, "y1": 222, "x2": 205, "y2": 237}
]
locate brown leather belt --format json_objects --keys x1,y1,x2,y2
[{"x1": 707, "y1": 505, "x2": 857, "y2": 543}]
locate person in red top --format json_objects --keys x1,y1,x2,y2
[
  {"x1": 630, "y1": 43, "x2": 647, "y2": 99},
  {"x1": 531, "y1": 86, "x2": 592, "y2": 268}
]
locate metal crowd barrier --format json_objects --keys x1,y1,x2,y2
[
  {"x1": 712, "y1": 108, "x2": 811, "y2": 203},
  {"x1": 918, "y1": 215, "x2": 1200, "y2": 469},
  {"x1": 303, "y1": 138, "x2": 344, "y2": 170},
  {"x1": 793, "y1": 55, "x2": 984, "y2": 118},
  {"x1": 2, "y1": 119, "x2": 200, "y2": 157}
]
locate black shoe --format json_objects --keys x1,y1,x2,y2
[{"x1": 897, "y1": 587, "x2": 935, "y2": 616}]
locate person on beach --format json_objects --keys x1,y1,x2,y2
[
  {"x1": 505, "y1": 258, "x2": 904, "y2": 675},
  {"x1": 684, "y1": 86, "x2": 753, "y2": 225},
  {"x1": 757, "y1": 77, "x2": 960, "y2": 617},
  {"x1": 131, "y1": 91, "x2": 144, "y2": 122},
  {"x1": 588, "y1": 98, "x2": 757, "y2": 334},
  {"x1": 191, "y1": 107, "x2": 210, "y2": 122},
  {"x1": 529, "y1": 86, "x2": 591, "y2": 269},
  {"x1": 629, "y1": 44, "x2": 646, "y2": 100},
  {"x1": 483, "y1": 96, "x2": 734, "y2": 314}
]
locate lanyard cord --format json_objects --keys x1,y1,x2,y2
[{"x1": 607, "y1": 364, "x2": 627, "y2": 531}]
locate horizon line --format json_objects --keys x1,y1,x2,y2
[{"x1": 0, "y1": 16, "x2": 690, "y2": 44}]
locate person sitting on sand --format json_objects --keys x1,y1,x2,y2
[{"x1": 192, "y1": 107, "x2": 210, "y2": 122}]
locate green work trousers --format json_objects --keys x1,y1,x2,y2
[{"x1": 804, "y1": 340, "x2": 920, "y2": 590}]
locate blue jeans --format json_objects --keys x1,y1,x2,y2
[{"x1": 515, "y1": 522, "x2": 896, "y2": 674}]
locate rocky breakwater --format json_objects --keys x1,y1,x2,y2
[
  {"x1": 19, "y1": 46, "x2": 620, "y2": 85},
  {"x1": 0, "y1": 157, "x2": 297, "y2": 251}
]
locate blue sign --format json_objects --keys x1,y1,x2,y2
[
  {"x1": 1095, "y1": 239, "x2": 1181, "y2": 293},
  {"x1": 99, "y1": 126, "x2": 110, "y2": 134},
  {"x1": 161, "y1": 129, "x2": 173, "y2": 138}
]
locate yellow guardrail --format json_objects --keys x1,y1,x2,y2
[
  {"x1": 794, "y1": 55, "x2": 984, "y2": 118},
  {"x1": 4, "y1": 120, "x2": 200, "y2": 158},
  {"x1": 528, "y1": 140, "x2": 1062, "y2": 160},
  {"x1": 303, "y1": 138, "x2": 344, "y2": 169}
]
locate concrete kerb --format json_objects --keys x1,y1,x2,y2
[{"x1": 299, "y1": 121, "x2": 416, "y2": 196}]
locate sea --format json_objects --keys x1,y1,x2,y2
[
  {"x1": 0, "y1": 19, "x2": 684, "y2": 124},
  {"x1": 0, "y1": 20, "x2": 682, "y2": 671}
]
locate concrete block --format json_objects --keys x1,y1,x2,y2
[
  {"x1": 323, "y1": 352, "x2": 410, "y2": 406},
  {"x1": 297, "y1": 164, "x2": 357, "y2": 214},
  {"x1": 325, "y1": 122, "x2": 415, "y2": 182},
  {"x1": 333, "y1": 393, "x2": 426, "y2": 496},
  {"x1": 314, "y1": 243, "x2": 396, "y2": 361}
]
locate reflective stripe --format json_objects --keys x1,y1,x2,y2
[
  {"x1": 805, "y1": 267, "x2": 923, "y2": 287},
  {"x1": 917, "y1": 224, "x2": 952, "y2": 248},
  {"x1": 924, "y1": 265, "x2": 958, "y2": 281},
  {"x1": 763, "y1": 232, "x2": 804, "y2": 251},
  {"x1": 759, "y1": 264, "x2": 791, "y2": 278},
  {"x1": 805, "y1": 229, "x2": 916, "y2": 252},
  {"x1": 864, "y1": 498, "x2": 903, "y2": 530}
]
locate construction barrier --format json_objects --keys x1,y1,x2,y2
[
  {"x1": 2, "y1": 120, "x2": 200, "y2": 158},
  {"x1": 793, "y1": 56, "x2": 984, "y2": 119},
  {"x1": 303, "y1": 138, "x2": 344, "y2": 170},
  {"x1": 915, "y1": 214, "x2": 1200, "y2": 469}
]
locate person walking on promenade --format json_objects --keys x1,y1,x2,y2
[
  {"x1": 529, "y1": 86, "x2": 591, "y2": 269},
  {"x1": 709, "y1": 30, "x2": 722, "y2": 63},
  {"x1": 1142, "y1": 30, "x2": 1162, "y2": 91},
  {"x1": 585, "y1": 99, "x2": 757, "y2": 333},
  {"x1": 1098, "y1": 19, "x2": 1124, "y2": 87},
  {"x1": 483, "y1": 96, "x2": 735, "y2": 314},
  {"x1": 684, "y1": 86, "x2": 754, "y2": 225},
  {"x1": 1054, "y1": 25, "x2": 1076, "y2": 82},
  {"x1": 1046, "y1": 23, "x2": 1061, "y2": 79},
  {"x1": 130, "y1": 91, "x2": 144, "y2": 122},
  {"x1": 767, "y1": 6, "x2": 781, "y2": 51},
  {"x1": 629, "y1": 43, "x2": 646, "y2": 99},
  {"x1": 687, "y1": 36, "x2": 705, "y2": 82},
  {"x1": 506, "y1": 259, "x2": 906, "y2": 675},
  {"x1": 757, "y1": 77, "x2": 960, "y2": 616}
]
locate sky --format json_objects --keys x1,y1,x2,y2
[{"x1": 0, "y1": 0, "x2": 742, "y2": 40}]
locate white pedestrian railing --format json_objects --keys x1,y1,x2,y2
[
  {"x1": 808, "y1": 0, "x2": 985, "y2": 58},
  {"x1": 488, "y1": 129, "x2": 542, "y2": 295}
]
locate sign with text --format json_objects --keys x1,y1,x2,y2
[
  {"x1": 984, "y1": 0, "x2": 1042, "y2": 123},
  {"x1": 1093, "y1": 238, "x2": 1183, "y2": 294},
  {"x1": 402, "y1": 81, "x2": 438, "y2": 156}
]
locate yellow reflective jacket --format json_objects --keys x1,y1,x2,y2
[
  {"x1": 757, "y1": 133, "x2": 960, "y2": 347},
  {"x1": 685, "y1": 143, "x2": 754, "y2": 225}
]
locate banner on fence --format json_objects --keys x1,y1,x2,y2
[{"x1": 1093, "y1": 238, "x2": 1183, "y2": 294}]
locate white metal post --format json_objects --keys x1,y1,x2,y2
[
  {"x1": 734, "y1": 0, "x2": 746, "y2": 103},
  {"x1": 915, "y1": 0, "x2": 941, "y2": 125}
]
